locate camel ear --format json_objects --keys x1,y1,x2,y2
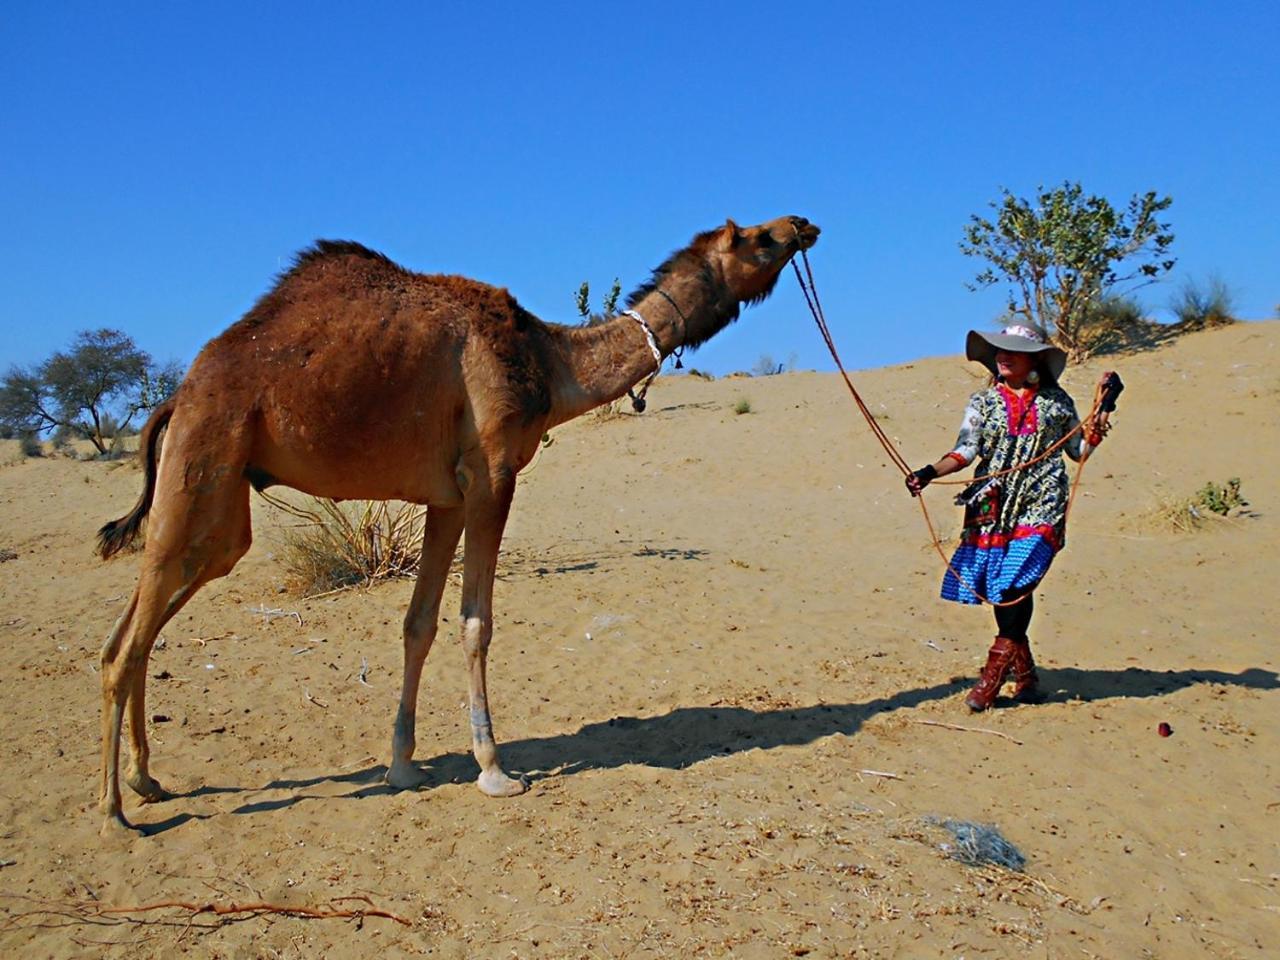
[{"x1": 722, "y1": 219, "x2": 742, "y2": 250}]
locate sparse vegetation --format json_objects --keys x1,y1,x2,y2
[
  {"x1": 1169, "y1": 276, "x2": 1236, "y2": 329},
  {"x1": 0, "y1": 329, "x2": 182, "y2": 456},
  {"x1": 1140, "y1": 478, "x2": 1247, "y2": 533},
  {"x1": 752, "y1": 355, "x2": 784, "y2": 377},
  {"x1": 271, "y1": 497, "x2": 428, "y2": 595},
  {"x1": 575, "y1": 278, "x2": 622, "y2": 327},
  {"x1": 961, "y1": 182, "x2": 1175, "y2": 360},
  {"x1": 1195, "y1": 477, "x2": 1245, "y2": 516},
  {"x1": 18, "y1": 433, "x2": 42, "y2": 458},
  {"x1": 1075, "y1": 295, "x2": 1148, "y2": 355},
  {"x1": 750, "y1": 351, "x2": 799, "y2": 377},
  {"x1": 733, "y1": 398, "x2": 752, "y2": 415},
  {"x1": 576, "y1": 278, "x2": 629, "y2": 418}
]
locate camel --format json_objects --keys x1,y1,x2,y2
[{"x1": 95, "y1": 215, "x2": 821, "y2": 834}]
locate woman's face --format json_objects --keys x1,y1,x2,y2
[{"x1": 995, "y1": 350, "x2": 1035, "y2": 383}]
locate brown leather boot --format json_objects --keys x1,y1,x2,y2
[
  {"x1": 965, "y1": 637, "x2": 1018, "y2": 712},
  {"x1": 1010, "y1": 637, "x2": 1042, "y2": 704}
]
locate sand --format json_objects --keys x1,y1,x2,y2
[{"x1": 0, "y1": 321, "x2": 1276, "y2": 957}]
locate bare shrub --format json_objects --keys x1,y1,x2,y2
[
  {"x1": 1076, "y1": 295, "x2": 1148, "y2": 355},
  {"x1": 18, "y1": 433, "x2": 43, "y2": 458},
  {"x1": 268, "y1": 496, "x2": 427, "y2": 595},
  {"x1": 1170, "y1": 276, "x2": 1236, "y2": 329}
]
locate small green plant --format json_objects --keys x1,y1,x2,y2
[
  {"x1": 1140, "y1": 478, "x2": 1247, "y2": 533},
  {"x1": 1194, "y1": 477, "x2": 1244, "y2": 516},
  {"x1": 576, "y1": 279, "x2": 629, "y2": 418},
  {"x1": 575, "y1": 278, "x2": 622, "y2": 327},
  {"x1": 733, "y1": 398, "x2": 752, "y2": 415}
]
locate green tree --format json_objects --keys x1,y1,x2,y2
[
  {"x1": 0, "y1": 329, "x2": 182, "y2": 455},
  {"x1": 960, "y1": 182, "x2": 1175, "y2": 358}
]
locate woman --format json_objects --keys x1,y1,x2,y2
[{"x1": 905, "y1": 324, "x2": 1119, "y2": 712}]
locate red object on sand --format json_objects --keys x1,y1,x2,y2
[{"x1": 1157, "y1": 722, "x2": 1173, "y2": 737}]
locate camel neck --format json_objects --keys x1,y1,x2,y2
[{"x1": 544, "y1": 284, "x2": 706, "y2": 427}]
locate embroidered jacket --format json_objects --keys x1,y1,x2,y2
[{"x1": 948, "y1": 383, "x2": 1083, "y2": 542}]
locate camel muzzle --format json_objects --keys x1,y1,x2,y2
[{"x1": 790, "y1": 217, "x2": 820, "y2": 250}]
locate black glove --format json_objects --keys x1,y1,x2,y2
[
  {"x1": 1100, "y1": 371, "x2": 1125, "y2": 412},
  {"x1": 906, "y1": 464, "x2": 937, "y2": 497}
]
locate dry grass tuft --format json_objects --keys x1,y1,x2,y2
[
  {"x1": 1132, "y1": 478, "x2": 1248, "y2": 534},
  {"x1": 267, "y1": 496, "x2": 426, "y2": 595}
]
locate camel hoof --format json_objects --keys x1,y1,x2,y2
[
  {"x1": 127, "y1": 771, "x2": 172, "y2": 804},
  {"x1": 99, "y1": 811, "x2": 141, "y2": 839},
  {"x1": 386, "y1": 762, "x2": 431, "y2": 790},
  {"x1": 477, "y1": 769, "x2": 529, "y2": 798}
]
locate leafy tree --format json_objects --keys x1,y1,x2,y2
[
  {"x1": 960, "y1": 182, "x2": 1175, "y2": 358},
  {"x1": 0, "y1": 329, "x2": 182, "y2": 455}
]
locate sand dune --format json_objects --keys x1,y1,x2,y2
[{"x1": 0, "y1": 321, "x2": 1275, "y2": 957}]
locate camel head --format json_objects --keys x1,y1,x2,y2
[
  {"x1": 713, "y1": 215, "x2": 821, "y2": 306},
  {"x1": 624, "y1": 215, "x2": 821, "y2": 351}
]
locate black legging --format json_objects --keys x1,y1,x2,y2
[{"x1": 994, "y1": 591, "x2": 1034, "y2": 640}]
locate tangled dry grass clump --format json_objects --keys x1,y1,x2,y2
[
  {"x1": 265, "y1": 495, "x2": 427, "y2": 595},
  {"x1": 1135, "y1": 478, "x2": 1248, "y2": 534}
]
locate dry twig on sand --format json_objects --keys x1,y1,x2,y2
[
  {"x1": 1, "y1": 893, "x2": 412, "y2": 930},
  {"x1": 911, "y1": 719, "x2": 1024, "y2": 745},
  {"x1": 303, "y1": 688, "x2": 328, "y2": 709}
]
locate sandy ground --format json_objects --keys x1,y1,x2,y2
[{"x1": 0, "y1": 321, "x2": 1276, "y2": 958}]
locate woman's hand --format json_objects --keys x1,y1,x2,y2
[
  {"x1": 1098, "y1": 371, "x2": 1124, "y2": 412},
  {"x1": 905, "y1": 464, "x2": 937, "y2": 497}
]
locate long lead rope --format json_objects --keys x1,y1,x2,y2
[{"x1": 791, "y1": 250, "x2": 1107, "y2": 607}]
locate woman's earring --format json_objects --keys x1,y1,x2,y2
[{"x1": 1026, "y1": 369, "x2": 1040, "y2": 385}]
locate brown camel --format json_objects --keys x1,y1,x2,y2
[{"x1": 95, "y1": 215, "x2": 821, "y2": 834}]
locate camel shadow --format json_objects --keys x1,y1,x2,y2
[{"x1": 150, "y1": 665, "x2": 1272, "y2": 828}]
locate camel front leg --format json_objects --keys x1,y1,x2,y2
[
  {"x1": 460, "y1": 471, "x2": 527, "y2": 797},
  {"x1": 387, "y1": 505, "x2": 465, "y2": 789}
]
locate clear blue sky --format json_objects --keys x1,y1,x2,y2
[{"x1": 2, "y1": 1, "x2": 1276, "y2": 377}]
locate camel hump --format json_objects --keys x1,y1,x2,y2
[{"x1": 293, "y1": 239, "x2": 400, "y2": 271}]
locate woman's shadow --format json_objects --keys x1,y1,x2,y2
[{"x1": 186, "y1": 664, "x2": 1277, "y2": 829}]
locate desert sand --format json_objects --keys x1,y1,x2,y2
[{"x1": 0, "y1": 321, "x2": 1276, "y2": 958}]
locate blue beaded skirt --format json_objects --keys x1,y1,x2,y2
[{"x1": 941, "y1": 526, "x2": 1059, "y2": 605}]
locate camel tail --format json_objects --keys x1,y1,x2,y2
[{"x1": 97, "y1": 399, "x2": 176, "y2": 560}]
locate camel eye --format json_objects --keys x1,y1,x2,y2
[{"x1": 757, "y1": 233, "x2": 777, "y2": 249}]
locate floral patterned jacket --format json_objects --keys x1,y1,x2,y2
[{"x1": 947, "y1": 383, "x2": 1083, "y2": 544}]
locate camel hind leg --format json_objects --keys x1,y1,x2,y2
[{"x1": 99, "y1": 458, "x2": 253, "y2": 835}]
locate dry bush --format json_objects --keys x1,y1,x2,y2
[
  {"x1": 267, "y1": 496, "x2": 426, "y2": 595},
  {"x1": 1170, "y1": 276, "x2": 1236, "y2": 329},
  {"x1": 1133, "y1": 478, "x2": 1247, "y2": 534}
]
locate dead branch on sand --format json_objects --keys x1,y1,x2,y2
[
  {"x1": 911, "y1": 719, "x2": 1024, "y2": 745},
  {"x1": 1, "y1": 893, "x2": 412, "y2": 931}
]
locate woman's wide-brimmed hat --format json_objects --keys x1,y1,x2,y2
[{"x1": 966, "y1": 324, "x2": 1067, "y2": 382}]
